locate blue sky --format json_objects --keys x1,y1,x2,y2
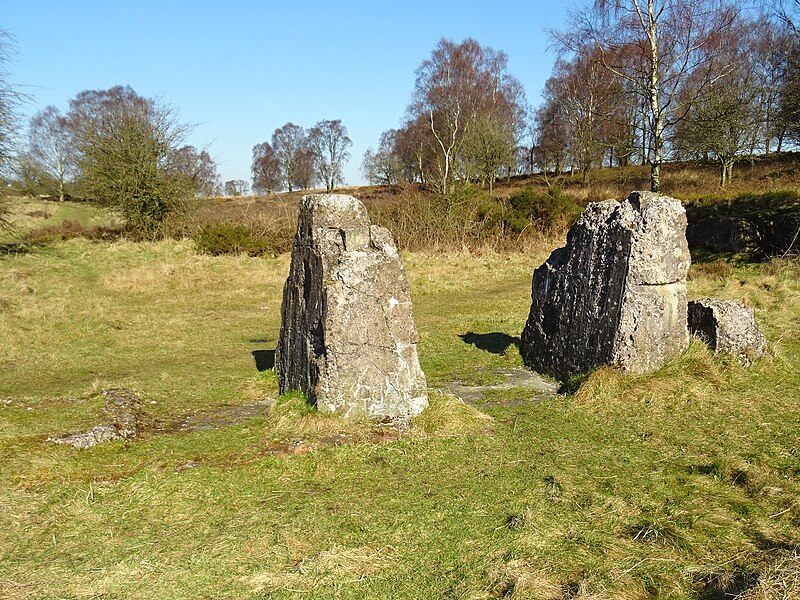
[{"x1": 5, "y1": 0, "x2": 568, "y2": 187}]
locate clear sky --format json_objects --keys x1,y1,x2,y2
[{"x1": 5, "y1": 0, "x2": 568, "y2": 188}]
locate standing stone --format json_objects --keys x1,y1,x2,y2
[
  {"x1": 520, "y1": 191, "x2": 691, "y2": 380},
  {"x1": 688, "y1": 298, "x2": 767, "y2": 366},
  {"x1": 276, "y1": 194, "x2": 428, "y2": 420}
]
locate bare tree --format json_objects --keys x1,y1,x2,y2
[
  {"x1": 533, "y1": 93, "x2": 570, "y2": 177},
  {"x1": 251, "y1": 141, "x2": 281, "y2": 193},
  {"x1": 778, "y1": 1, "x2": 800, "y2": 143},
  {"x1": 394, "y1": 117, "x2": 434, "y2": 184},
  {"x1": 674, "y1": 24, "x2": 763, "y2": 186},
  {"x1": 170, "y1": 145, "x2": 220, "y2": 196},
  {"x1": 361, "y1": 130, "x2": 404, "y2": 186},
  {"x1": 0, "y1": 31, "x2": 22, "y2": 182},
  {"x1": 25, "y1": 106, "x2": 75, "y2": 201},
  {"x1": 268, "y1": 122, "x2": 314, "y2": 192},
  {"x1": 0, "y1": 31, "x2": 25, "y2": 229},
  {"x1": 558, "y1": 0, "x2": 738, "y2": 191},
  {"x1": 223, "y1": 179, "x2": 249, "y2": 196},
  {"x1": 407, "y1": 38, "x2": 527, "y2": 194},
  {"x1": 307, "y1": 119, "x2": 351, "y2": 192},
  {"x1": 750, "y1": 17, "x2": 793, "y2": 153},
  {"x1": 543, "y1": 52, "x2": 624, "y2": 181}
]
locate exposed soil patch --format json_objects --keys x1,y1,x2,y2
[
  {"x1": 165, "y1": 400, "x2": 273, "y2": 432},
  {"x1": 443, "y1": 367, "x2": 558, "y2": 406}
]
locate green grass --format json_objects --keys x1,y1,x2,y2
[
  {"x1": 1, "y1": 234, "x2": 799, "y2": 599},
  {"x1": 0, "y1": 197, "x2": 120, "y2": 244}
]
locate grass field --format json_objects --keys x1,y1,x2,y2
[
  {"x1": 1, "y1": 181, "x2": 799, "y2": 598},
  {"x1": 2, "y1": 229, "x2": 799, "y2": 598}
]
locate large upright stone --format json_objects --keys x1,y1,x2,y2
[
  {"x1": 276, "y1": 194, "x2": 428, "y2": 420},
  {"x1": 520, "y1": 191, "x2": 691, "y2": 380}
]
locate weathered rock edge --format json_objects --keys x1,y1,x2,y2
[
  {"x1": 688, "y1": 298, "x2": 768, "y2": 366},
  {"x1": 520, "y1": 191, "x2": 691, "y2": 380},
  {"x1": 276, "y1": 194, "x2": 428, "y2": 420},
  {"x1": 47, "y1": 388, "x2": 141, "y2": 448}
]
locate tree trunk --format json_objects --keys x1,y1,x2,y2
[
  {"x1": 56, "y1": 156, "x2": 65, "y2": 202},
  {"x1": 719, "y1": 158, "x2": 735, "y2": 187},
  {"x1": 647, "y1": 0, "x2": 663, "y2": 193}
]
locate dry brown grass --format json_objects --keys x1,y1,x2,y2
[
  {"x1": 244, "y1": 543, "x2": 397, "y2": 594},
  {"x1": 573, "y1": 339, "x2": 725, "y2": 411},
  {"x1": 410, "y1": 390, "x2": 495, "y2": 437},
  {"x1": 737, "y1": 551, "x2": 800, "y2": 600}
]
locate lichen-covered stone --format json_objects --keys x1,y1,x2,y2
[
  {"x1": 276, "y1": 194, "x2": 428, "y2": 420},
  {"x1": 47, "y1": 388, "x2": 141, "y2": 448},
  {"x1": 520, "y1": 191, "x2": 691, "y2": 380},
  {"x1": 688, "y1": 298, "x2": 767, "y2": 366}
]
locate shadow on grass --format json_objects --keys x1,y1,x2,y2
[
  {"x1": 252, "y1": 349, "x2": 275, "y2": 372},
  {"x1": 0, "y1": 241, "x2": 39, "y2": 256},
  {"x1": 458, "y1": 332, "x2": 520, "y2": 355},
  {"x1": 686, "y1": 190, "x2": 800, "y2": 261}
]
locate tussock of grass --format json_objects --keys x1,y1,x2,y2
[
  {"x1": 235, "y1": 371, "x2": 277, "y2": 404},
  {"x1": 264, "y1": 389, "x2": 494, "y2": 442},
  {"x1": 573, "y1": 339, "x2": 725, "y2": 408},
  {"x1": 484, "y1": 559, "x2": 566, "y2": 600},
  {"x1": 264, "y1": 392, "x2": 366, "y2": 439},
  {"x1": 411, "y1": 390, "x2": 494, "y2": 437}
]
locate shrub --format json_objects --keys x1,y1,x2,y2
[
  {"x1": 24, "y1": 220, "x2": 121, "y2": 243},
  {"x1": 193, "y1": 222, "x2": 275, "y2": 257},
  {"x1": 506, "y1": 187, "x2": 582, "y2": 232}
]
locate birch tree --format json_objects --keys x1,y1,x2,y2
[
  {"x1": 407, "y1": 38, "x2": 526, "y2": 194},
  {"x1": 307, "y1": 119, "x2": 351, "y2": 192},
  {"x1": 1, "y1": 31, "x2": 24, "y2": 229},
  {"x1": 26, "y1": 106, "x2": 74, "y2": 201},
  {"x1": 269, "y1": 122, "x2": 314, "y2": 192},
  {"x1": 558, "y1": 0, "x2": 737, "y2": 192}
]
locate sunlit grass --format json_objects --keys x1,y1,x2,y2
[{"x1": 1, "y1": 233, "x2": 799, "y2": 598}]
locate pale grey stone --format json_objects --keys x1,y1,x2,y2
[
  {"x1": 688, "y1": 298, "x2": 768, "y2": 366},
  {"x1": 276, "y1": 194, "x2": 428, "y2": 420},
  {"x1": 47, "y1": 388, "x2": 141, "y2": 448},
  {"x1": 520, "y1": 191, "x2": 691, "y2": 379}
]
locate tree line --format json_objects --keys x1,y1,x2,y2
[
  {"x1": 2, "y1": 0, "x2": 799, "y2": 236},
  {"x1": 251, "y1": 119, "x2": 352, "y2": 194},
  {"x1": 361, "y1": 0, "x2": 800, "y2": 192}
]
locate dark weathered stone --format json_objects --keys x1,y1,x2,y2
[
  {"x1": 276, "y1": 194, "x2": 427, "y2": 420},
  {"x1": 688, "y1": 298, "x2": 768, "y2": 366},
  {"x1": 520, "y1": 191, "x2": 691, "y2": 380}
]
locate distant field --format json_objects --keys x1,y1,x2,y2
[
  {"x1": 1, "y1": 226, "x2": 799, "y2": 598},
  {"x1": 0, "y1": 196, "x2": 121, "y2": 244}
]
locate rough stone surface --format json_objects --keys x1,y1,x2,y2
[
  {"x1": 48, "y1": 388, "x2": 141, "y2": 448},
  {"x1": 688, "y1": 298, "x2": 768, "y2": 365},
  {"x1": 276, "y1": 194, "x2": 428, "y2": 420},
  {"x1": 521, "y1": 191, "x2": 691, "y2": 380}
]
